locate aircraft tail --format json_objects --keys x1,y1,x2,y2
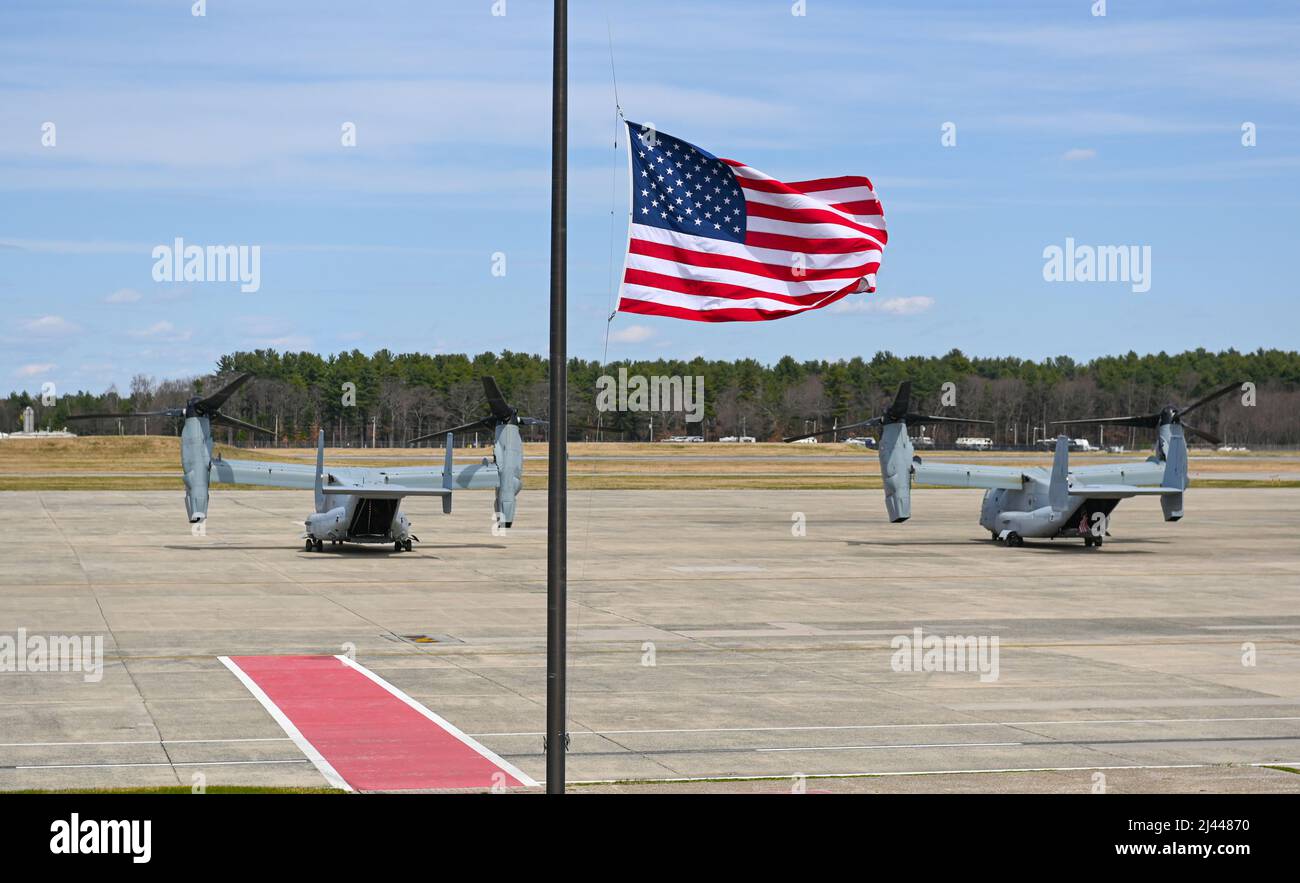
[
  {"x1": 1160, "y1": 429, "x2": 1188, "y2": 521},
  {"x1": 1048, "y1": 435, "x2": 1071, "y2": 512},
  {"x1": 441, "y1": 432, "x2": 454, "y2": 515},
  {"x1": 313, "y1": 430, "x2": 325, "y2": 511}
]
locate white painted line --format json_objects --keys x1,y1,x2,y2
[
  {"x1": 15, "y1": 759, "x2": 310, "y2": 771},
  {"x1": 1201, "y1": 625, "x2": 1300, "y2": 630},
  {"x1": 469, "y1": 715, "x2": 1300, "y2": 738},
  {"x1": 668, "y1": 565, "x2": 766, "y2": 573},
  {"x1": 218, "y1": 655, "x2": 353, "y2": 793},
  {"x1": 0, "y1": 737, "x2": 292, "y2": 749},
  {"x1": 548, "y1": 762, "x2": 1226, "y2": 787},
  {"x1": 757, "y1": 741, "x2": 1024, "y2": 753},
  {"x1": 335, "y1": 655, "x2": 539, "y2": 787}
]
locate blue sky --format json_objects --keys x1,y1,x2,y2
[{"x1": 2, "y1": 0, "x2": 1297, "y2": 395}]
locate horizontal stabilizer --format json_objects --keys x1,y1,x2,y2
[
  {"x1": 1067, "y1": 484, "x2": 1182, "y2": 499},
  {"x1": 321, "y1": 485, "x2": 452, "y2": 499},
  {"x1": 912, "y1": 461, "x2": 1026, "y2": 490}
]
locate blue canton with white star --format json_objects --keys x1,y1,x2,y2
[{"x1": 627, "y1": 121, "x2": 746, "y2": 243}]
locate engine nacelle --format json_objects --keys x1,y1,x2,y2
[
  {"x1": 181, "y1": 416, "x2": 213, "y2": 522},
  {"x1": 878, "y1": 422, "x2": 914, "y2": 523},
  {"x1": 493, "y1": 422, "x2": 523, "y2": 527}
]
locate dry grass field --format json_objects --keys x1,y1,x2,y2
[{"x1": 1, "y1": 435, "x2": 1298, "y2": 490}]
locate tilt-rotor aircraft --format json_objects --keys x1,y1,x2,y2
[
  {"x1": 784, "y1": 380, "x2": 1242, "y2": 548},
  {"x1": 68, "y1": 374, "x2": 530, "y2": 552}
]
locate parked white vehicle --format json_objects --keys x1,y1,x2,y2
[{"x1": 955, "y1": 437, "x2": 993, "y2": 451}]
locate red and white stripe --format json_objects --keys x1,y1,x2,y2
[{"x1": 618, "y1": 161, "x2": 887, "y2": 322}]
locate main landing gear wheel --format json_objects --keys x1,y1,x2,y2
[{"x1": 1005, "y1": 531, "x2": 1024, "y2": 548}]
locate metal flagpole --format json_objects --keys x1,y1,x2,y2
[{"x1": 545, "y1": 0, "x2": 569, "y2": 795}]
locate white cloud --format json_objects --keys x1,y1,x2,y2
[
  {"x1": 16, "y1": 363, "x2": 55, "y2": 377},
  {"x1": 130, "y1": 320, "x2": 190, "y2": 340},
  {"x1": 832, "y1": 296, "x2": 935, "y2": 316},
  {"x1": 105, "y1": 287, "x2": 142, "y2": 303},
  {"x1": 21, "y1": 315, "x2": 79, "y2": 336},
  {"x1": 609, "y1": 324, "x2": 655, "y2": 344},
  {"x1": 1061, "y1": 148, "x2": 1097, "y2": 162}
]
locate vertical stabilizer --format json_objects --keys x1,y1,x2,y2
[
  {"x1": 1049, "y1": 435, "x2": 1071, "y2": 512},
  {"x1": 441, "y1": 432, "x2": 454, "y2": 514},
  {"x1": 313, "y1": 430, "x2": 325, "y2": 512},
  {"x1": 1161, "y1": 428, "x2": 1187, "y2": 521}
]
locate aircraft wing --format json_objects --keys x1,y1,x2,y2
[
  {"x1": 912, "y1": 461, "x2": 1027, "y2": 490},
  {"x1": 210, "y1": 457, "x2": 318, "y2": 490},
  {"x1": 1067, "y1": 483, "x2": 1180, "y2": 499},
  {"x1": 1069, "y1": 460, "x2": 1165, "y2": 486},
  {"x1": 320, "y1": 484, "x2": 451, "y2": 499}
]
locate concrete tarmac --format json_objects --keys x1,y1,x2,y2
[{"x1": 1, "y1": 487, "x2": 1298, "y2": 793}]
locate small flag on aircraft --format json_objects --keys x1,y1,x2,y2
[{"x1": 617, "y1": 121, "x2": 886, "y2": 322}]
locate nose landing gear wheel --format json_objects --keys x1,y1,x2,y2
[
  {"x1": 403, "y1": 539, "x2": 413, "y2": 552},
  {"x1": 313, "y1": 539, "x2": 324, "y2": 552},
  {"x1": 394, "y1": 541, "x2": 403, "y2": 552},
  {"x1": 1006, "y1": 531, "x2": 1024, "y2": 548},
  {"x1": 305, "y1": 539, "x2": 313, "y2": 552}
]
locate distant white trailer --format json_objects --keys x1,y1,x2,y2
[{"x1": 955, "y1": 437, "x2": 993, "y2": 451}]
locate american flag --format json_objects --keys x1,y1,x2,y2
[{"x1": 617, "y1": 121, "x2": 886, "y2": 322}]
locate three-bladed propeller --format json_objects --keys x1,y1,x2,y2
[
  {"x1": 782, "y1": 381, "x2": 993, "y2": 443},
  {"x1": 1050, "y1": 379, "x2": 1244, "y2": 445},
  {"x1": 66, "y1": 372, "x2": 274, "y2": 436},
  {"x1": 409, "y1": 376, "x2": 546, "y2": 445}
]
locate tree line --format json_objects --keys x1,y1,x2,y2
[{"x1": 6, "y1": 346, "x2": 1298, "y2": 448}]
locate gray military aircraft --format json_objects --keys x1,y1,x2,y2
[
  {"x1": 784, "y1": 380, "x2": 1242, "y2": 548},
  {"x1": 68, "y1": 374, "x2": 530, "y2": 552}
]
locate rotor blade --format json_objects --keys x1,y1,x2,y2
[
  {"x1": 197, "y1": 373, "x2": 253, "y2": 413},
  {"x1": 1050, "y1": 415, "x2": 1160, "y2": 428},
  {"x1": 906, "y1": 414, "x2": 994, "y2": 426},
  {"x1": 408, "y1": 418, "x2": 493, "y2": 445},
  {"x1": 66, "y1": 409, "x2": 183, "y2": 421},
  {"x1": 1181, "y1": 379, "x2": 1244, "y2": 417},
  {"x1": 481, "y1": 376, "x2": 514, "y2": 423},
  {"x1": 518, "y1": 416, "x2": 548, "y2": 426},
  {"x1": 783, "y1": 417, "x2": 881, "y2": 443},
  {"x1": 886, "y1": 381, "x2": 912, "y2": 420},
  {"x1": 1181, "y1": 423, "x2": 1221, "y2": 445},
  {"x1": 210, "y1": 412, "x2": 274, "y2": 436}
]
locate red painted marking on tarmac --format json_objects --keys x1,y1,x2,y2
[{"x1": 225, "y1": 655, "x2": 533, "y2": 791}]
